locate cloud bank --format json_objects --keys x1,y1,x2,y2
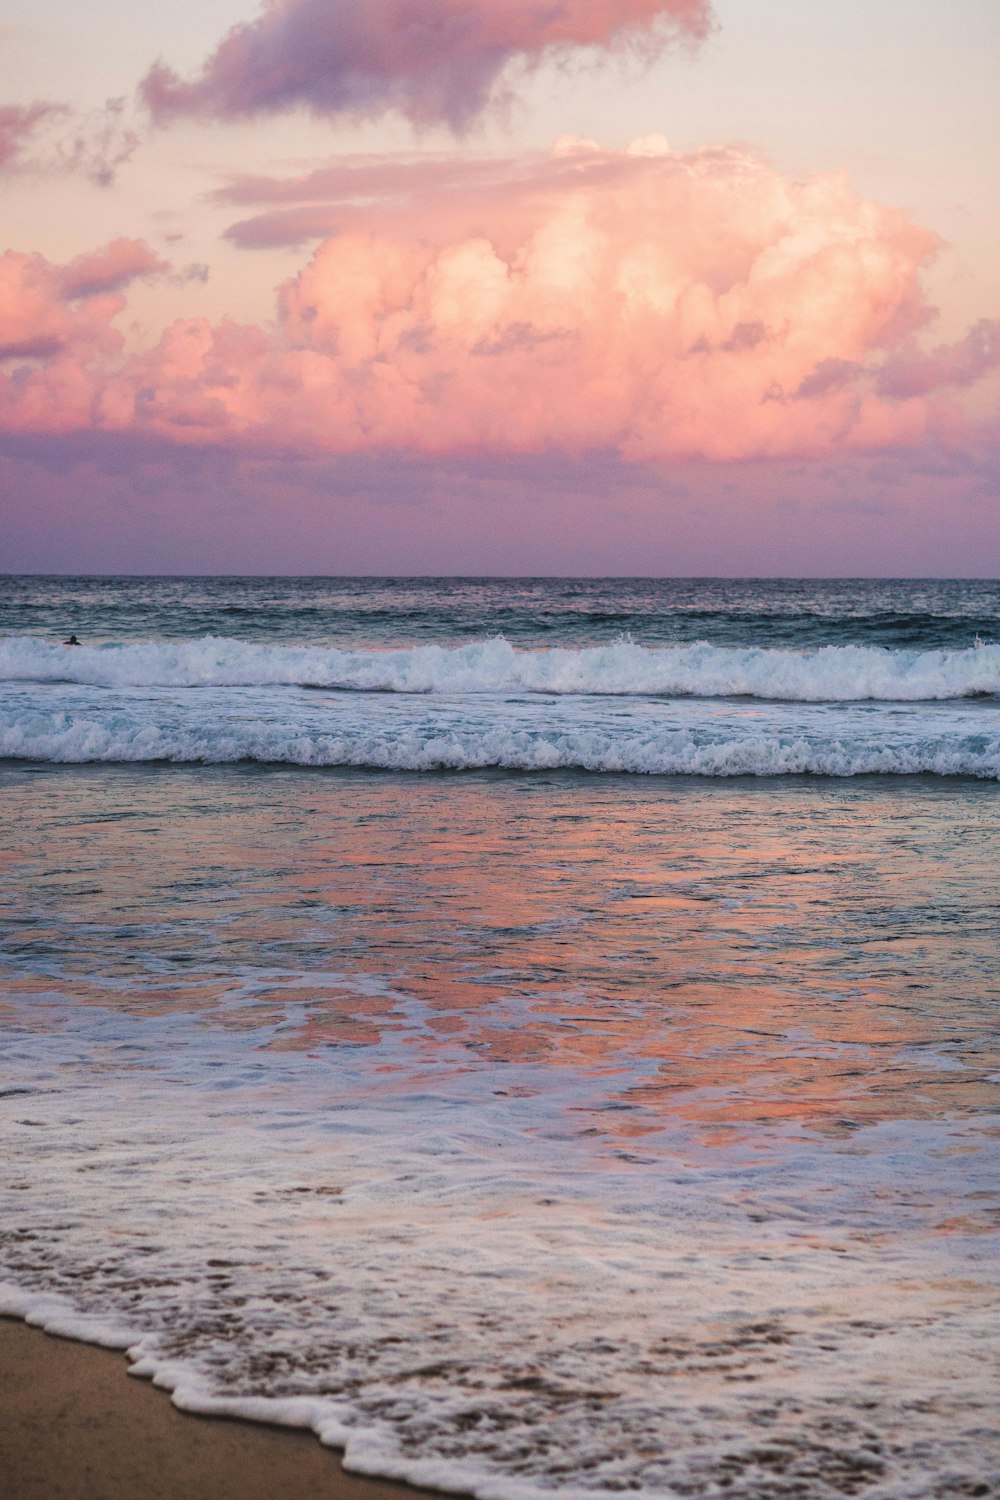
[
  {"x1": 2, "y1": 142, "x2": 997, "y2": 464},
  {"x1": 142, "y1": 0, "x2": 712, "y2": 129}
]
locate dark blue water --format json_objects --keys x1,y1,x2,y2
[{"x1": 2, "y1": 575, "x2": 998, "y2": 649}]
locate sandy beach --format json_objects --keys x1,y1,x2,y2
[{"x1": 0, "y1": 1318, "x2": 436, "y2": 1500}]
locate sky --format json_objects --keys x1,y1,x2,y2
[{"x1": 1, "y1": 0, "x2": 998, "y2": 575}]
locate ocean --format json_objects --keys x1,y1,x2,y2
[{"x1": 1, "y1": 576, "x2": 998, "y2": 1499}]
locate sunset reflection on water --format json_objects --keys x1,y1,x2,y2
[
  {"x1": 3, "y1": 762, "x2": 999, "y2": 1498},
  {"x1": 2, "y1": 764, "x2": 996, "y2": 1148}
]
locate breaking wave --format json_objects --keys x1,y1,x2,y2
[
  {"x1": 2, "y1": 712, "x2": 998, "y2": 778},
  {"x1": 1, "y1": 634, "x2": 998, "y2": 702}
]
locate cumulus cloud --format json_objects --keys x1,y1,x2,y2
[
  {"x1": 0, "y1": 239, "x2": 190, "y2": 430},
  {"x1": 142, "y1": 0, "x2": 712, "y2": 129},
  {"x1": 0, "y1": 97, "x2": 140, "y2": 185},
  {"x1": 2, "y1": 250, "x2": 123, "y2": 363},
  {"x1": 2, "y1": 142, "x2": 996, "y2": 462}
]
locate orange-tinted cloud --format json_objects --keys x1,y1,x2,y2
[
  {"x1": 142, "y1": 0, "x2": 712, "y2": 129},
  {"x1": 3, "y1": 142, "x2": 996, "y2": 462}
]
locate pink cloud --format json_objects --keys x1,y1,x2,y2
[
  {"x1": 218, "y1": 145, "x2": 666, "y2": 247},
  {"x1": 225, "y1": 205, "x2": 345, "y2": 250},
  {"x1": 3, "y1": 143, "x2": 996, "y2": 463},
  {"x1": 0, "y1": 240, "x2": 185, "y2": 431},
  {"x1": 876, "y1": 320, "x2": 1000, "y2": 399},
  {"x1": 0, "y1": 249, "x2": 126, "y2": 364},
  {"x1": 142, "y1": 0, "x2": 712, "y2": 129},
  {"x1": 61, "y1": 238, "x2": 172, "y2": 298}
]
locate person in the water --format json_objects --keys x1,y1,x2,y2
[{"x1": 63, "y1": 634, "x2": 81, "y2": 646}]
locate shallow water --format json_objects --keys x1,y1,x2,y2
[{"x1": 2, "y1": 761, "x2": 998, "y2": 1499}]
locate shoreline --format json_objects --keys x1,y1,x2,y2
[{"x1": 0, "y1": 1316, "x2": 448, "y2": 1500}]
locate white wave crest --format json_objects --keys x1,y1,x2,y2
[
  {"x1": 2, "y1": 634, "x2": 999, "y2": 702},
  {"x1": 2, "y1": 712, "x2": 998, "y2": 778}
]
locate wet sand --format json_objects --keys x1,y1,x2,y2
[{"x1": 0, "y1": 1317, "x2": 437, "y2": 1500}]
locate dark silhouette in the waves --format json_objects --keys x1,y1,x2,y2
[{"x1": 63, "y1": 635, "x2": 81, "y2": 646}]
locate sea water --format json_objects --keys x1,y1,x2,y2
[{"x1": 0, "y1": 577, "x2": 998, "y2": 1499}]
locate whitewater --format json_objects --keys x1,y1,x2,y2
[
  {"x1": 3, "y1": 632, "x2": 999, "y2": 698},
  {"x1": 1, "y1": 633, "x2": 999, "y2": 776}
]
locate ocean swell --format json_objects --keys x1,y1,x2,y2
[
  {"x1": 2, "y1": 708, "x2": 998, "y2": 777},
  {"x1": 2, "y1": 634, "x2": 999, "y2": 702}
]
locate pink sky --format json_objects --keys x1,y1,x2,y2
[{"x1": 1, "y1": 0, "x2": 998, "y2": 573}]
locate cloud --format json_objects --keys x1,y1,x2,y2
[
  {"x1": 225, "y1": 204, "x2": 345, "y2": 250},
  {"x1": 60, "y1": 239, "x2": 172, "y2": 299},
  {"x1": 1, "y1": 250, "x2": 125, "y2": 363},
  {"x1": 214, "y1": 149, "x2": 554, "y2": 208},
  {"x1": 217, "y1": 142, "x2": 671, "y2": 247},
  {"x1": 0, "y1": 102, "x2": 61, "y2": 169},
  {"x1": 0, "y1": 240, "x2": 188, "y2": 430},
  {"x1": 876, "y1": 319, "x2": 1000, "y2": 399},
  {"x1": 2, "y1": 142, "x2": 996, "y2": 465},
  {"x1": 53, "y1": 98, "x2": 142, "y2": 187},
  {"x1": 4, "y1": 432, "x2": 999, "y2": 577},
  {"x1": 0, "y1": 97, "x2": 140, "y2": 185},
  {"x1": 141, "y1": 0, "x2": 713, "y2": 129}
]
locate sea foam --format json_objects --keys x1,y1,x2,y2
[
  {"x1": 2, "y1": 698, "x2": 998, "y2": 776},
  {"x1": 2, "y1": 634, "x2": 998, "y2": 701}
]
